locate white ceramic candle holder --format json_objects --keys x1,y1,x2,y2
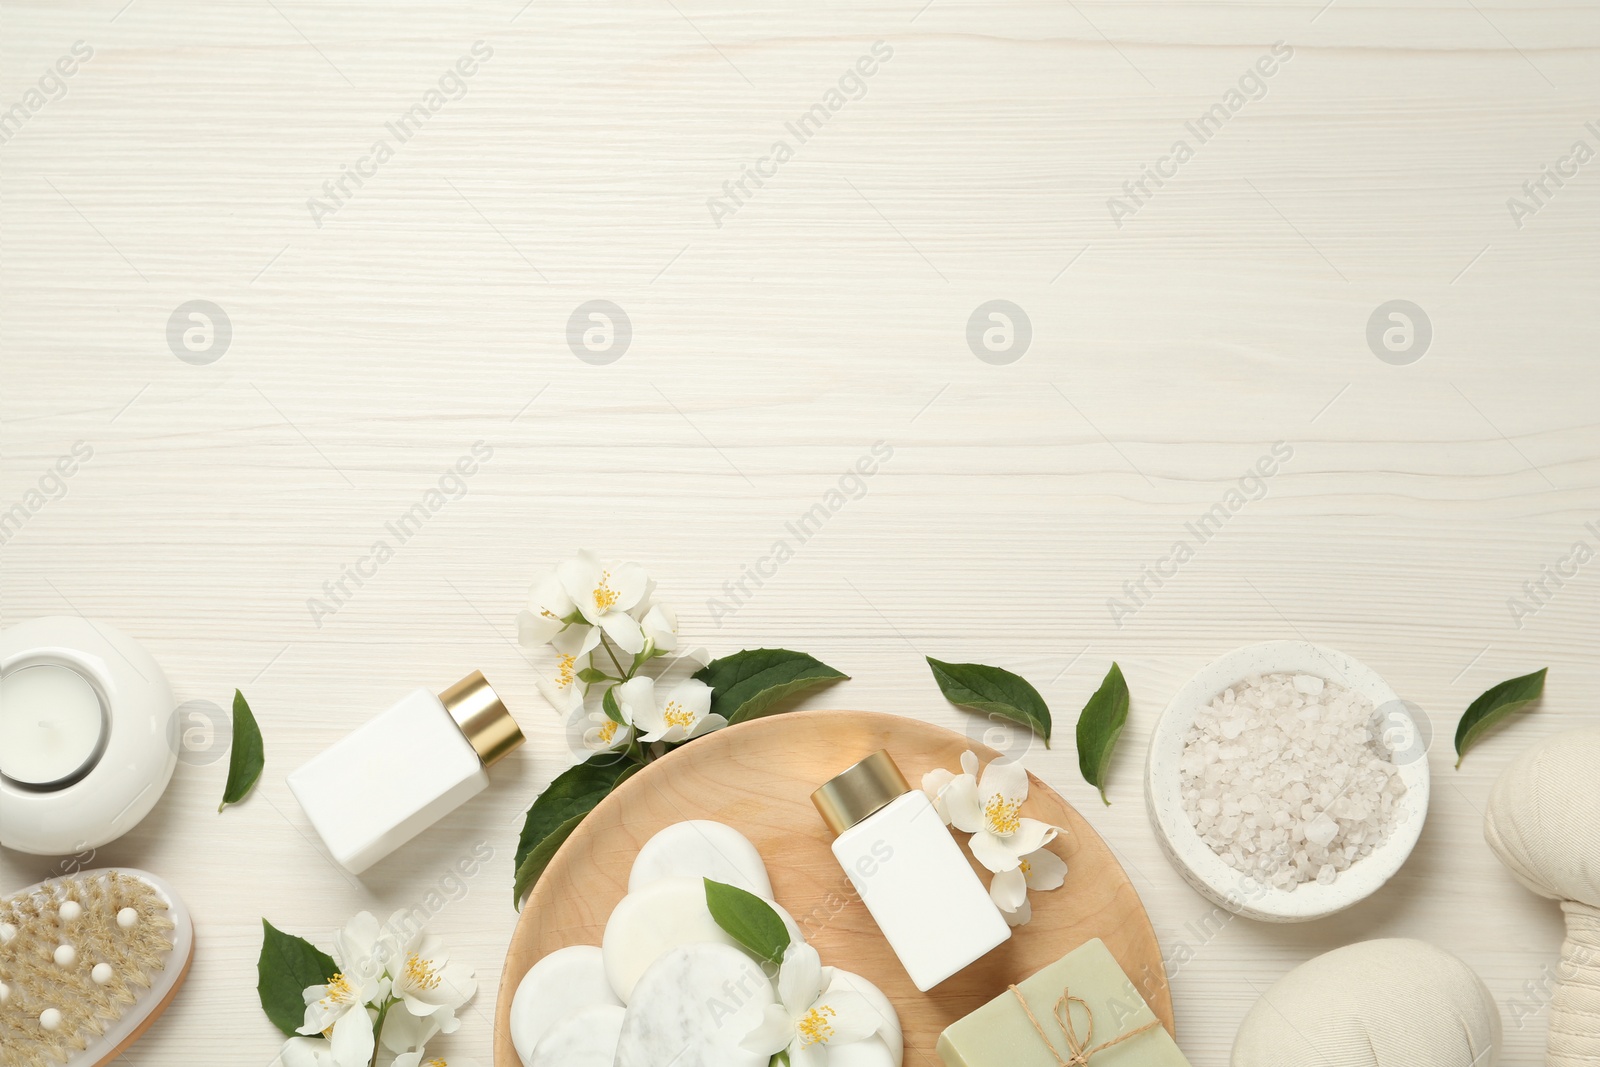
[
  {"x1": 0, "y1": 617, "x2": 177, "y2": 856},
  {"x1": 1145, "y1": 640, "x2": 1430, "y2": 923}
]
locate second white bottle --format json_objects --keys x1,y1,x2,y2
[{"x1": 813, "y1": 750, "x2": 1010, "y2": 990}]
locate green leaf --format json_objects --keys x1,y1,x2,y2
[
  {"x1": 578, "y1": 667, "x2": 610, "y2": 684},
  {"x1": 694, "y1": 649, "x2": 848, "y2": 725},
  {"x1": 602, "y1": 686, "x2": 626, "y2": 725},
  {"x1": 257, "y1": 919, "x2": 337, "y2": 1037},
  {"x1": 704, "y1": 878, "x2": 790, "y2": 966},
  {"x1": 1455, "y1": 667, "x2": 1548, "y2": 768},
  {"x1": 513, "y1": 812, "x2": 587, "y2": 907},
  {"x1": 219, "y1": 689, "x2": 265, "y2": 813},
  {"x1": 513, "y1": 754, "x2": 638, "y2": 907},
  {"x1": 1076, "y1": 663, "x2": 1130, "y2": 805},
  {"x1": 925, "y1": 657, "x2": 1052, "y2": 747}
]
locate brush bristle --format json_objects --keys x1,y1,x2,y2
[{"x1": 0, "y1": 871, "x2": 176, "y2": 1067}]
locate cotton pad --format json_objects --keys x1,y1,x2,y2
[
  {"x1": 528, "y1": 1004, "x2": 625, "y2": 1067},
  {"x1": 829, "y1": 969, "x2": 903, "y2": 1065},
  {"x1": 614, "y1": 942, "x2": 774, "y2": 1067},
  {"x1": 628, "y1": 820, "x2": 773, "y2": 898},
  {"x1": 602, "y1": 876, "x2": 800, "y2": 1002},
  {"x1": 510, "y1": 945, "x2": 622, "y2": 1065}
]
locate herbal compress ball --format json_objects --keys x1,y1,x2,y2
[
  {"x1": 1231, "y1": 939, "x2": 1500, "y2": 1067},
  {"x1": 1484, "y1": 726, "x2": 1600, "y2": 1067}
]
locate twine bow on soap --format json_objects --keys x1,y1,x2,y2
[{"x1": 1008, "y1": 984, "x2": 1161, "y2": 1066}]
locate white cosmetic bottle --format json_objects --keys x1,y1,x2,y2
[
  {"x1": 288, "y1": 671, "x2": 523, "y2": 874},
  {"x1": 813, "y1": 750, "x2": 1010, "y2": 991}
]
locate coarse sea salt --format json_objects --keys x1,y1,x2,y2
[{"x1": 1178, "y1": 672, "x2": 1406, "y2": 891}]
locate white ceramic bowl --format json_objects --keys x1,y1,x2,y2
[{"x1": 1145, "y1": 641, "x2": 1429, "y2": 923}]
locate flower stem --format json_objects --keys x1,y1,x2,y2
[
  {"x1": 600, "y1": 634, "x2": 629, "y2": 680},
  {"x1": 368, "y1": 996, "x2": 394, "y2": 1067}
]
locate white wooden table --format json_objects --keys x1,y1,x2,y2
[{"x1": 3, "y1": 1, "x2": 1597, "y2": 1063}]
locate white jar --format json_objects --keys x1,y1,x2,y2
[
  {"x1": 813, "y1": 750, "x2": 1010, "y2": 991},
  {"x1": 288, "y1": 671, "x2": 523, "y2": 874}
]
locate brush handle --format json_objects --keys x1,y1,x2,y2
[{"x1": 1549, "y1": 901, "x2": 1600, "y2": 1066}]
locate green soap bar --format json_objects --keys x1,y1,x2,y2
[{"x1": 936, "y1": 938, "x2": 1189, "y2": 1067}]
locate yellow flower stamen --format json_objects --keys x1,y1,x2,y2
[
  {"x1": 405, "y1": 952, "x2": 442, "y2": 992},
  {"x1": 662, "y1": 700, "x2": 695, "y2": 729},
  {"x1": 556, "y1": 653, "x2": 576, "y2": 689},
  {"x1": 319, "y1": 973, "x2": 353, "y2": 1008},
  {"x1": 985, "y1": 795, "x2": 1022, "y2": 835},
  {"x1": 596, "y1": 719, "x2": 619, "y2": 744},
  {"x1": 1020, "y1": 857, "x2": 1033, "y2": 876},
  {"x1": 424, "y1": 1059, "x2": 447, "y2": 1067},
  {"x1": 593, "y1": 571, "x2": 618, "y2": 612},
  {"x1": 797, "y1": 1005, "x2": 837, "y2": 1046}
]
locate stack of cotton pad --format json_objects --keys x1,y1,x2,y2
[{"x1": 510, "y1": 819, "x2": 903, "y2": 1067}]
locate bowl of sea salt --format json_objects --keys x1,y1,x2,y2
[{"x1": 1145, "y1": 641, "x2": 1429, "y2": 922}]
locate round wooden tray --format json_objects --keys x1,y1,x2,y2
[{"x1": 494, "y1": 710, "x2": 1172, "y2": 1065}]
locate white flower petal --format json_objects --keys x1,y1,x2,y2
[
  {"x1": 1021, "y1": 848, "x2": 1068, "y2": 891},
  {"x1": 960, "y1": 750, "x2": 980, "y2": 777},
  {"x1": 551, "y1": 625, "x2": 591, "y2": 657},
  {"x1": 741, "y1": 1004, "x2": 796, "y2": 1056},
  {"x1": 979, "y1": 759, "x2": 1030, "y2": 805},
  {"x1": 630, "y1": 576, "x2": 659, "y2": 616},
  {"x1": 558, "y1": 552, "x2": 604, "y2": 619},
  {"x1": 278, "y1": 1037, "x2": 335, "y2": 1067},
  {"x1": 607, "y1": 562, "x2": 650, "y2": 612},
  {"x1": 535, "y1": 667, "x2": 583, "y2": 718},
  {"x1": 583, "y1": 716, "x2": 631, "y2": 752},
  {"x1": 517, "y1": 608, "x2": 560, "y2": 649},
  {"x1": 641, "y1": 604, "x2": 678, "y2": 651},
  {"x1": 574, "y1": 624, "x2": 602, "y2": 657},
  {"x1": 943, "y1": 776, "x2": 984, "y2": 834},
  {"x1": 520, "y1": 572, "x2": 575, "y2": 646},
  {"x1": 614, "y1": 677, "x2": 658, "y2": 731},
  {"x1": 1008, "y1": 818, "x2": 1060, "y2": 858},
  {"x1": 435, "y1": 959, "x2": 477, "y2": 1007},
  {"x1": 395, "y1": 948, "x2": 474, "y2": 1017},
  {"x1": 298, "y1": 993, "x2": 334, "y2": 1036},
  {"x1": 380, "y1": 1008, "x2": 440, "y2": 1053},
  {"x1": 779, "y1": 943, "x2": 825, "y2": 1017},
  {"x1": 599, "y1": 611, "x2": 646, "y2": 655},
  {"x1": 333, "y1": 912, "x2": 380, "y2": 970},
  {"x1": 685, "y1": 712, "x2": 727, "y2": 740},
  {"x1": 921, "y1": 769, "x2": 956, "y2": 823},
  {"x1": 1003, "y1": 895, "x2": 1033, "y2": 926},
  {"x1": 969, "y1": 829, "x2": 1028, "y2": 874},
  {"x1": 989, "y1": 866, "x2": 1028, "y2": 911},
  {"x1": 811, "y1": 990, "x2": 879, "y2": 1047},
  {"x1": 328, "y1": 1003, "x2": 375, "y2": 1067},
  {"x1": 790, "y1": 1043, "x2": 827, "y2": 1067},
  {"x1": 666, "y1": 679, "x2": 712, "y2": 718}
]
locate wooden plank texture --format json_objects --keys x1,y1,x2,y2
[{"x1": 2, "y1": 1, "x2": 1597, "y2": 1064}]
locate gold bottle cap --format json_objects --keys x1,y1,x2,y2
[
  {"x1": 812, "y1": 750, "x2": 911, "y2": 837},
  {"x1": 439, "y1": 671, "x2": 524, "y2": 768}
]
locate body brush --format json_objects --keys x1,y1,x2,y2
[{"x1": 0, "y1": 869, "x2": 192, "y2": 1067}]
